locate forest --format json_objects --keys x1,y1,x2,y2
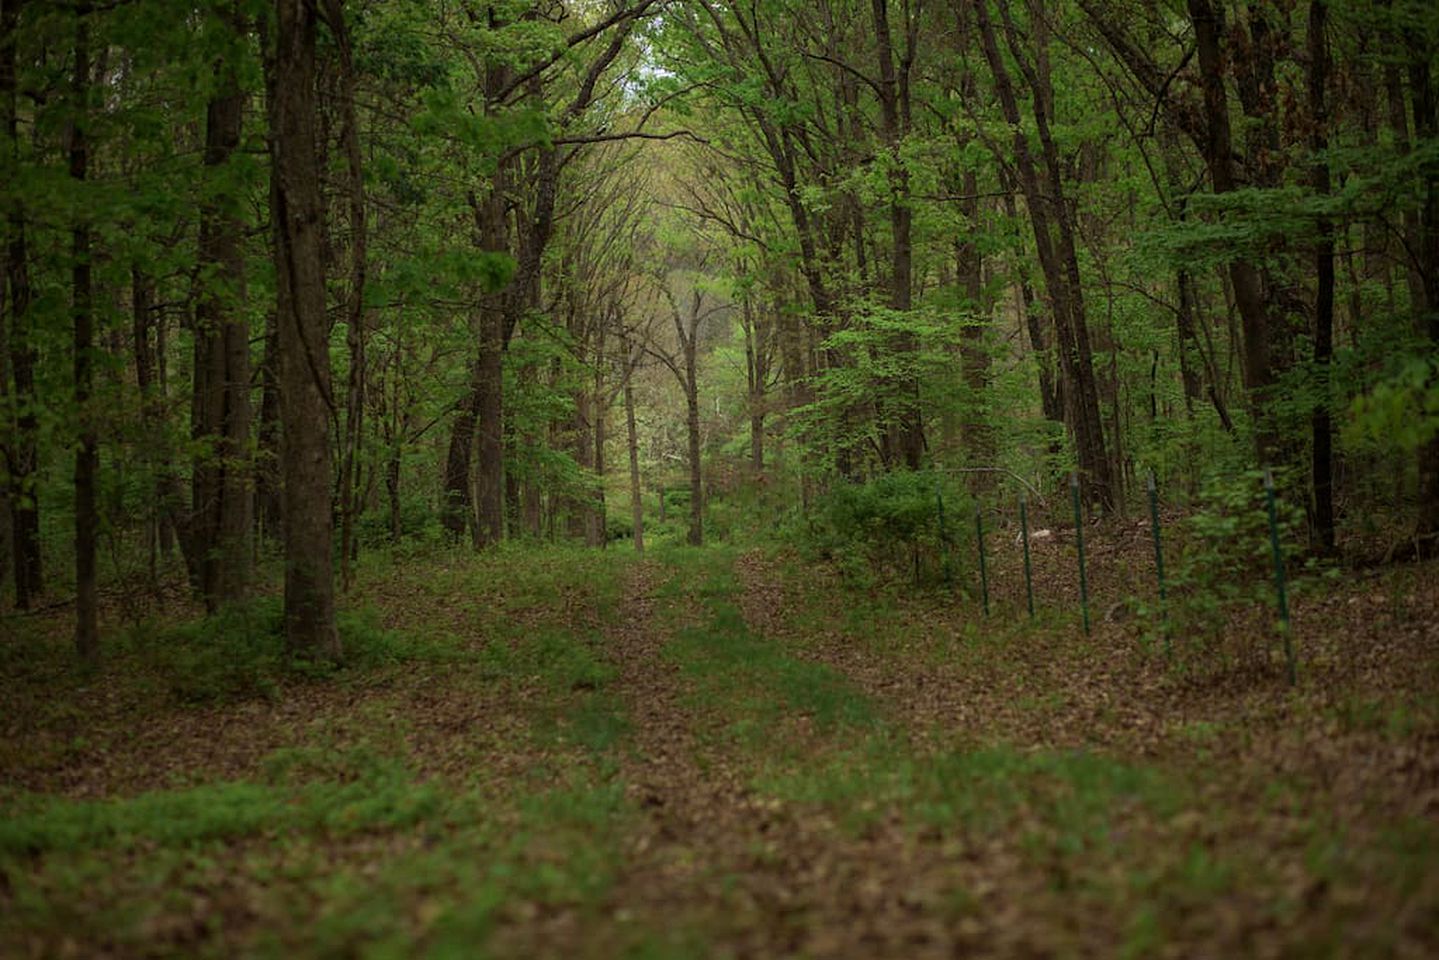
[{"x1": 2, "y1": 0, "x2": 1438, "y2": 955}]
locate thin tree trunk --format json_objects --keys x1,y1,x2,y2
[
  {"x1": 2, "y1": 0, "x2": 40, "y2": 609},
  {"x1": 192, "y1": 25, "x2": 251, "y2": 611},
  {"x1": 1309, "y1": 0, "x2": 1336, "y2": 554},
  {"x1": 271, "y1": 0, "x2": 339, "y2": 660},
  {"x1": 685, "y1": 357, "x2": 702, "y2": 547},
  {"x1": 977, "y1": 0, "x2": 1112, "y2": 508},
  {"x1": 71, "y1": 11, "x2": 97, "y2": 661},
  {"x1": 131, "y1": 268, "x2": 160, "y2": 584},
  {"x1": 328, "y1": 0, "x2": 366, "y2": 589},
  {"x1": 999, "y1": 175, "x2": 1063, "y2": 428},
  {"x1": 590, "y1": 314, "x2": 607, "y2": 548},
  {"x1": 442, "y1": 369, "x2": 478, "y2": 542},
  {"x1": 741, "y1": 294, "x2": 765, "y2": 473},
  {"x1": 1408, "y1": 30, "x2": 1439, "y2": 548},
  {"x1": 958, "y1": 168, "x2": 992, "y2": 477},
  {"x1": 872, "y1": 0, "x2": 924, "y2": 469},
  {"x1": 1188, "y1": 0, "x2": 1283, "y2": 466},
  {"x1": 623, "y1": 340, "x2": 644, "y2": 554},
  {"x1": 256, "y1": 308, "x2": 282, "y2": 539},
  {"x1": 998, "y1": 0, "x2": 1113, "y2": 507}
]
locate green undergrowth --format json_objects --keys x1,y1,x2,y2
[
  {"x1": 654, "y1": 546, "x2": 876, "y2": 747},
  {"x1": 361, "y1": 541, "x2": 629, "y2": 632},
  {"x1": 119, "y1": 598, "x2": 458, "y2": 704},
  {"x1": 3, "y1": 543, "x2": 641, "y2": 958},
  {"x1": 760, "y1": 735, "x2": 1184, "y2": 839},
  {"x1": 668, "y1": 604, "x2": 876, "y2": 737},
  {"x1": 1, "y1": 744, "x2": 631, "y2": 958}
]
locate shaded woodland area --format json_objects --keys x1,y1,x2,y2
[{"x1": 2, "y1": 0, "x2": 1439, "y2": 956}]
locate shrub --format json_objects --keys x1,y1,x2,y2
[
  {"x1": 131, "y1": 598, "x2": 450, "y2": 704},
  {"x1": 1164, "y1": 469, "x2": 1306, "y2": 667},
  {"x1": 799, "y1": 470, "x2": 971, "y2": 586}
]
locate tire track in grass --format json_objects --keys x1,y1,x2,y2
[{"x1": 598, "y1": 547, "x2": 1045, "y2": 959}]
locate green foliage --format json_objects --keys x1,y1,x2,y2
[
  {"x1": 762, "y1": 739, "x2": 1183, "y2": 843},
  {"x1": 669, "y1": 603, "x2": 876, "y2": 735},
  {"x1": 797, "y1": 470, "x2": 971, "y2": 585},
  {"x1": 1346, "y1": 352, "x2": 1439, "y2": 455},
  {"x1": 0, "y1": 751, "x2": 444, "y2": 859},
  {"x1": 1163, "y1": 470, "x2": 1306, "y2": 656},
  {"x1": 127, "y1": 598, "x2": 457, "y2": 704}
]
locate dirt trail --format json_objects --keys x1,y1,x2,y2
[{"x1": 592, "y1": 557, "x2": 1035, "y2": 959}]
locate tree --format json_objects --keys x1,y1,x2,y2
[
  {"x1": 270, "y1": 0, "x2": 339, "y2": 660},
  {"x1": 191, "y1": 4, "x2": 252, "y2": 610}
]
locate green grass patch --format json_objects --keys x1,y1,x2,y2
[
  {"x1": 1, "y1": 743, "x2": 632, "y2": 958},
  {"x1": 668, "y1": 602, "x2": 876, "y2": 736},
  {"x1": 760, "y1": 738, "x2": 1183, "y2": 839},
  {"x1": 117, "y1": 598, "x2": 462, "y2": 704}
]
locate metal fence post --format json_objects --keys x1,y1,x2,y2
[
  {"x1": 1147, "y1": 471, "x2": 1170, "y2": 658},
  {"x1": 1019, "y1": 492, "x2": 1035, "y2": 619},
  {"x1": 1264, "y1": 469, "x2": 1295, "y2": 685}
]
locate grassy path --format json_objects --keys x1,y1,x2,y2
[
  {"x1": 600, "y1": 546, "x2": 1439, "y2": 958},
  {"x1": 2, "y1": 543, "x2": 1437, "y2": 957}
]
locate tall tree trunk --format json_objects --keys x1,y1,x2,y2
[
  {"x1": 999, "y1": 173, "x2": 1063, "y2": 428},
  {"x1": 1408, "y1": 27, "x2": 1439, "y2": 548},
  {"x1": 977, "y1": 0, "x2": 1112, "y2": 508},
  {"x1": 256, "y1": 307, "x2": 282, "y2": 539},
  {"x1": 685, "y1": 348, "x2": 703, "y2": 547},
  {"x1": 741, "y1": 294, "x2": 766, "y2": 473},
  {"x1": 623, "y1": 339, "x2": 644, "y2": 554},
  {"x1": 2, "y1": 0, "x2": 40, "y2": 609},
  {"x1": 1188, "y1": 0, "x2": 1284, "y2": 466},
  {"x1": 442, "y1": 368, "x2": 478, "y2": 542},
  {"x1": 271, "y1": 0, "x2": 339, "y2": 660},
  {"x1": 474, "y1": 308, "x2": 505, "y2": 547},
  {"x1": 590, "y1": 314, "x2": 607, "y2": 548},
  {"x1": 328, "y1": 0, "x2": 365, "y2": 589},
  {"x1": 1309, "y1": 0, "x2": 1336, "y2": 554},
  {"x1": 958, "y1": 168, "x2": 992, "y2": 477},
  {"x1": 871, "y1": 0, "x2": 924, "y2": 469},
  {"x1": 131, "y1": 268, "x2": 162, "y2": 583},
  {"x1": 71, "y1": 11, "x2": 97, "y2": 661},
  {"x1": 192, "y1": 25, "x2": 251, "y2": 611}
]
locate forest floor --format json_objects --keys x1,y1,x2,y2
[{"x1": 2, "y1": 529, "x2": 1439, "y2": 958}]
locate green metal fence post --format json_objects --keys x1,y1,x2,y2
[
  {"x1": 1264, "y1": 469, "x2": 1295, "y2": 685},
  {"x1": 1019, "y1": 492, "x2": 1035, "y2": 619},
  {"x1": 975, "y1": 506, "x2": 989, "y2": 617},
  {"x1": 1147, "y1": 471, "x2": 1170, "y2": 658},
  {"x1": 1071, "y1": 473, "x2": 1090, "y2": 635}
]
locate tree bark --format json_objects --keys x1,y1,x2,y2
[
  {"x1": 1308, "y1": 0, "x2": 1336, "y2": 554},
  {"x1": 976, "y1": 0, "x2": 1112, "y2": 509},
  {"x1": 271, "y1": 0, "x2": 339, "y2": 660},
  {"x1": 741, "y1": 293, "x2": 766, "y2": 473},
  {"x1": 327, "y1": 0, "x2": 366, "y2": 588},
  {"x1": 1187, "y1": 0, "x2": 1284, "y2": 465},
  {"x1": 1407, "y1": 26, "x2": 1439, "y2": 548},
  {"x1": 192, "y1": 19, "x2": 251, "y2": 611},
  {"x1": 2, "y1": 0, "x2": 40, "y2": 609},
  {"x1": 871, "y1": 0, "x2": 924, "y2": 470},
  {"x1": 622, "y1": 336, "x2": 644, "y2": 554},
  {"x1": 958, "y1": 167, "x2": 992, "y2": 476},
  {"x1": 256, "y1": 307, "x2": 282, "y2": 539},
  {"x1": 71, "y1": 11, "x2": 97, "y2": 661}
]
